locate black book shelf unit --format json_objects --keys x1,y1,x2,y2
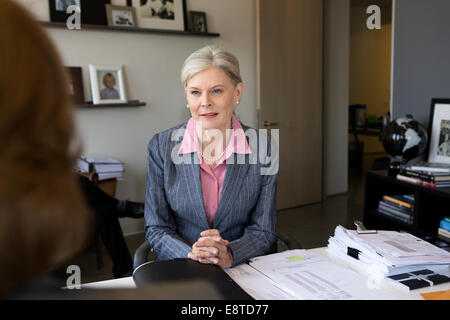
[{"x1": 363, "y1": 170, "x2": 450, "y2": 242}]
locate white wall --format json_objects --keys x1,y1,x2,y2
[
  {"x1": 323, "y1": 0, "x2": 349, "y2": 196},
  {"x1": 16, "y1": 0, "x2": 352, "y2": 224},
  {"x1": 19, "y1": 0, "x2": 257, "y2": 235}
]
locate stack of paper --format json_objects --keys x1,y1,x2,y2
[
  {"x1": 77, "y1": 155, "x2": 125, "y2": 181},
  {"x1": 327, "y1": 226, "x2": 450, "y2": 278},
  {"x1": 225, "y1": 249, "x2": 396, "y2": 300}
]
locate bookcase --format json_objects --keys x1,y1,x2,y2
[{"x1": 363, "y1": 170, "x2": 450, "y2": 242}]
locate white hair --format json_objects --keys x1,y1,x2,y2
[{"x1": 181, "y1": 45, "x2": 242, "y2": 88}]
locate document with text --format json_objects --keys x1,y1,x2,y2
[{"x1": 226, "y1": 249, "x2": 396, "y2": 300}]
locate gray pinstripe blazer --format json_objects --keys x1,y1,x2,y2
[{"x1": 144, "y1": 120, "x2": 278, "y2": 267}]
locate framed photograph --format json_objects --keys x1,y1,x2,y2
[
  {"x1": 89, "y1": 65, "x2": 127, "y2": 105},
  {"x1": 65, "y1": 67, "x2": 85, "y2": 105},
  {"x1": 131, "y1": 0, "x2": 185, "y2": 31},
  {"x1": 49, "y1": 0, "x2": 81, "y2": 23},
  {"x1": 49, "y1": 0, "x2": 110, "y2": 25},
  {"x1": 427, "y1": 98, "x2": 450, "y2": 164},
  {"x1": 106, "y1": 4, "x2": 137, "y2": 28},
  {"x1": 189, "y1": 11, "x2": 207, "y2": 33}
]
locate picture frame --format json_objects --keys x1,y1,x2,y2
[
  {"x1": 106, "y1": 4, "x2": 137, "y2": 28},
  {"x1": 65, "y1": 67, "x2": 85, "y2": 105},
  {"x1": 131, "y1": 0, "x2": 185, "y2": 31},
  {"x1": 427, "y1": 98, "x2": 450, "y2": 164},
  {"x1": 189, "y1": 11, "x2": 207, "y2": 33},
  {"x1": 49, "y1": 0, "x2": 111, "y2": 25},
  {"x1": 49, "y1": 0, "x2": 81, "y2": 23},
  {"x1": 89, "y1": 65, "x2": 127, "y2": 105}
]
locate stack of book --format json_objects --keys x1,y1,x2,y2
[
  {"x1": 397, "y1": 162, "x2": 450, "y2": 189},
  {"x1": 377, "y1": 194, "x2": 414, "y2": 225},
  {"x1": 439, "y1": 217, "x2": 450, "y2": 243},
  {"x1": 77, "y1": 155, "x2": 124, "y2": 181}
]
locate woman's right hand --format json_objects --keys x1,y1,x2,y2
[{"x1": 188, "y1": 229, "x2": 233, "y2": 269}]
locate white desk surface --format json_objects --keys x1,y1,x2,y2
[{"x1": 81, "y1": 247, "x2": 450, "y2": 300}]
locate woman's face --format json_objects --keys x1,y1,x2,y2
[
  {"x1": 105, "y1": 76, "x2": 116, "y2": 89},
  {"x1": 185, "y1": 66, "x2": 242, "y2": 133}
]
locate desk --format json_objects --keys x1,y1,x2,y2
[{"x1": 81, "y1": 247, "x2": 450, "y2": 299}]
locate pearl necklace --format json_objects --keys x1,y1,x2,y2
[{"x1": 200, "y1": 145, "x2": 229, "y2": 164}]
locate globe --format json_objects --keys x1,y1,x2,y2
[{"x1": 380, "y1": 114, "x2": 428, "y2": 163}]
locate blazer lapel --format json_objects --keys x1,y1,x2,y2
[
  {"x1": 213, "y1": 153, "x2": 250, "y2": 228},
  {"x1": 178, "y1": 152, "x2": 210, "y2": 230}
]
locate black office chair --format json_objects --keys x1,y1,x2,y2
[{"x1": 133, "y1": 232, "x2": 302, "y2": 270}]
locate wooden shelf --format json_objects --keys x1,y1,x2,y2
[
  {"x1": 77, "y1": 101, "x2": 146, "y2": 108},
  {"x1": 42, "y1": 21, "x2": 220, "y2": 38}
]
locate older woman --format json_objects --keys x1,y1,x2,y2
[{"x1": 145, "y1": 46, "x2": 278, "y2": 269}]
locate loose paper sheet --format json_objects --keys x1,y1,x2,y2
[{"x1": 226, "y1": 250, "x2": 396, "y2": 300}]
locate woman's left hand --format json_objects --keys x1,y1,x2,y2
[{"x1": 188, "y1": 229, "x2": 233, "y2": 269}]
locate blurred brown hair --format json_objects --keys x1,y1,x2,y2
[{"x1": 0, "y1": 0, "x2": 92, "y2": 296}]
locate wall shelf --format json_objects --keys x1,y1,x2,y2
[
  {"x1": 42, "y1": 21, "x2": 220, "y2": 38},
  {"x1": 77, "y1": 100, "x2": 146, "y2": 108}
]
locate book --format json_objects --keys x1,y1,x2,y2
[
  {"x1": 379, "y1": 201, "x2": 413, "y2": 216},
  {"x1": 78, "y1": 155, "x2": 124, "y2": 174},
  {"x1": 379, "y1": 200, "x2": 413, "y2": 214},
  {"x1": 435, "y1": 182, "x2": 450, "y2": 188},
  {"x1": 445, "y1": 217, "x2": 450, "y2": 223},
  {"x1": 407, "y1": 161, "x2": 450, "y2": 173},
  {"x1": 439, "y1": 227, "x2": 450, "y2": 238},
  {"x1": 377, "y1": 207, "x2": 413, "y2": 224},
  {"x1": 396, "y1": 174, "x2": 436, "y2": 188},
  {"x1": 81, "y1": 155, "x2": 122, "y2": 164},
  {"x1": 441, "y1": 220, "x2": 450, "y2": 232},
  {"x1": 98, "y1": 171, "x2": 124, "y2": 181},
  {"x1": 76, "y1": 159, "x2": 92, "y2": 173},
  {"x1": 377, "y1": 204, "x2": 411, "y2": 218},
  {"x1": 438, "y1": 229, "x2": 450, "y2": 244},
  {"x1": 92, "y1": 163, "x2": 124, "y2": 173},
  {"x1": 400, "y1": 170, "x2": 450, "y2": 182},
  {"x1": 383, "y1": 194, "x2": 414, "y2": 209}
]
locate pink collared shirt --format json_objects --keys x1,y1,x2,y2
[{"x1": 178, "y1": 114, "x2": 251, "y2": 228}]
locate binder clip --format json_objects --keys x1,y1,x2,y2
[{"x1": 354, "y1": 220, "x2": 377, "y2": 234}]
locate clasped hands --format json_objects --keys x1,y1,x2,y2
[{"x1": 188, "y1": 229, "x2": 233, "y2": 269}]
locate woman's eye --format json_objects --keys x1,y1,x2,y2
[
  {"x1": 191, "y1": 90, "x2": 200, "y2": 95},
  {"x1": 212, "y1": 89, "x2": 223, "y2": 94}
]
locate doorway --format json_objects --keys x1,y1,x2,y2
[
  {"x1": 348, "y1": 0, "x2": 392, "y2": 208},
  {"x1": 257, "y1": 0, "x2": 324, "y2": 210}
]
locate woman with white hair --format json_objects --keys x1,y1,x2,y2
[{"x1": 144, "y1": 46, "x2": 278, "y2": 269}]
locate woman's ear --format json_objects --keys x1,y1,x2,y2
[{"x1": 235, "y1": 82, "x2": 243, "y2": 103}]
